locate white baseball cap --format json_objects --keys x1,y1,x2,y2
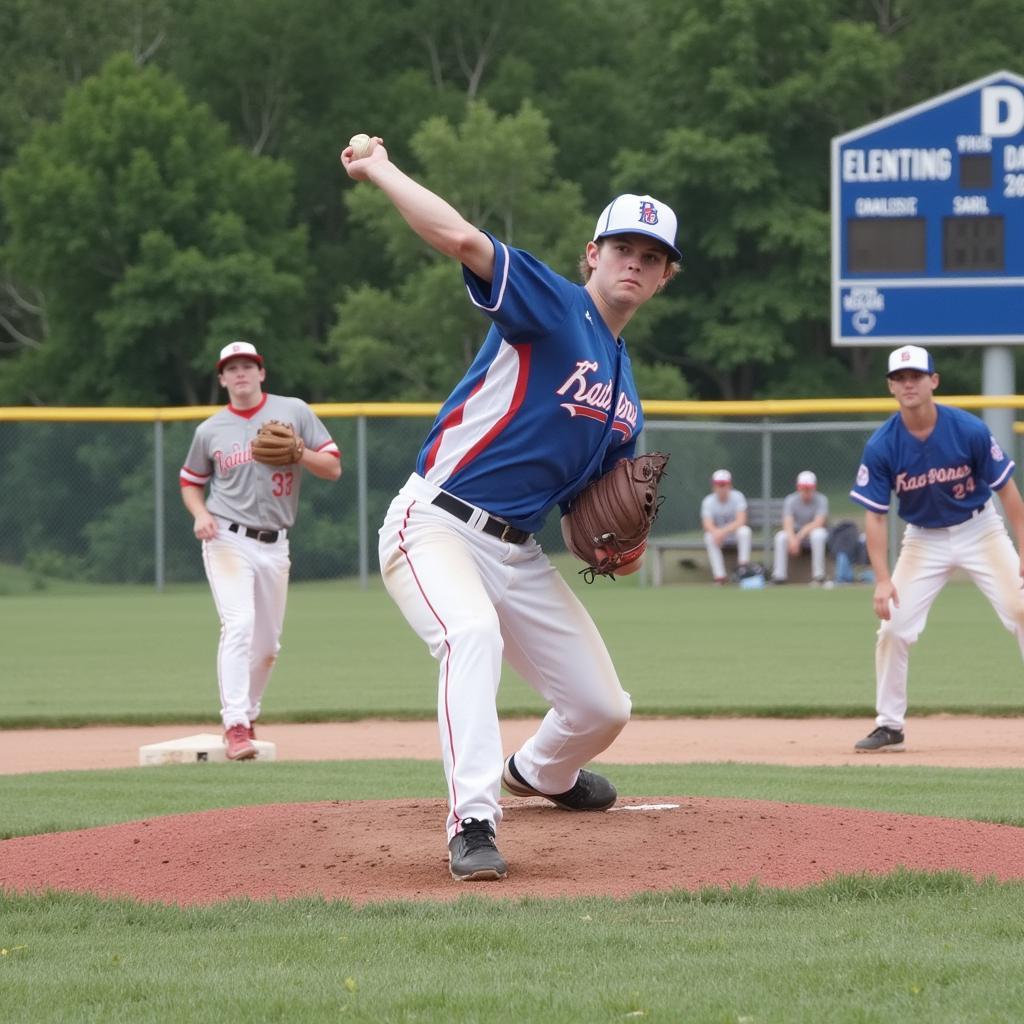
[
  {"x1": 217, "y1": 340, "x2": 264, "y2": 371},
  {"x1": 711, "y1": 469, "x2": 732, "y2": 484},
  {"x1": 887, "y1": 344, "x2": 934, "y2": 376},
  {"x1": 796, "y1": 470, "x2": 817, "y2": 489},
  {"x1": 593, "y1": 194, "x2": 682, "y2": 261}
]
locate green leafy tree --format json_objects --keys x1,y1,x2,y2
[
  {"x1": 886, "y1": 0, "x2": 1024, "y2": 96},
  {"x1": 609, "y1": 0, "x2": 902, "y2": 399},
  {"x1": 326, "y1": 101, "x2": 592, "y2": 400},
  {"x1": 1, "y1": 53, "x2": 309, "y2": 405},
  {"x1": 165, "y1": 0, "x2": 469, "y2": 359},
  {"x1": 0, "y1": 0, "x2": 174, "y2": 372}
]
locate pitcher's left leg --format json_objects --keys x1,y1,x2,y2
[{"x1": 497, "y1": 549, "x2": 630, "y2": 795}]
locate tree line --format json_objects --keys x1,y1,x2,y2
[{"x1": 2, "y1": 0, "x2": 1023, "y2": 408}]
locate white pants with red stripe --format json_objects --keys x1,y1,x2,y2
[
  {"x1": 379, "y1": 474, "x2": 631, "y2": 841},
  {"x1": 875, "y1": 502, "x2": 1024, "y2": 730},
  {"x1": 202, "y1": 520, "x2": 290, "y2": 729}
]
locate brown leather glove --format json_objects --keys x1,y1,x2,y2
[
  {"x1": 251, "y1": 420, "x2": 305, "y2": 466},
  {"x1": 565, "y1": 453, "x2": 670, "y2": 580}
]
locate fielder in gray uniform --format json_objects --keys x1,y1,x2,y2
[
  {"x1": 700, "y1": 469, "x2": 752, "y2": 583},
  {"x1": 180, "y1": 341, "x2": 341, "y2": 760},
  {"x1": 771, "y1": 470, "x2": 828, "y2": 584}
]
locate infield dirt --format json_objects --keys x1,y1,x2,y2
[
  {"x1": 1, "y1": 715, "x2": 1021, "y2": 774},
  {"x1": 4, "y1": 795, "x2": 1024, "y2": 906}
]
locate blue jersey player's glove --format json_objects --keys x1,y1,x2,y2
[{"x1": 565, "y1": 453, "x2": 669, "y2": 581}]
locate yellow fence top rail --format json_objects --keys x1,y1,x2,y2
[{"x1": 0, "y1": 395, "x2": 1021, "y2": 422}]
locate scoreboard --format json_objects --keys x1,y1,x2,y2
[{"x1": 832, "y1": 70, "x2": 1024, "y2": 346}]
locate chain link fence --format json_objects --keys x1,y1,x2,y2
[
  {"x1": 642, "y1": 417, "x2": 890, "y2": 552},
  {"x1": 0, "y1": 410, "x2": 1018, "y2": 588}
]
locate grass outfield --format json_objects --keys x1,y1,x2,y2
[
  {"x1": 3, "y1": 572, "x2": 1023, "y2": 726},
  {"x1": 3, "y1": 764, "x2": 1024, "y2": 1022},
  {"x1": 4, "y1": 569, "x2": 1023, "y2": 1020},
  {"x1": 2, "y1": 875, "x2": 1024, "y2": 1024}
]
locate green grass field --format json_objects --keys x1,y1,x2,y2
[
  {"x1": 3, "y1": 575, "x2": 1024, "y2": 1022},
  {"x1": 3, "y1": 572, "x2": 1023, "y2": 726},
  {"x1": 4, "y1": 873, "x2": 1024, "y2": 1024},
  {"x1": 3, "y1": 763, "x2": 1024, "y2": 1023}
]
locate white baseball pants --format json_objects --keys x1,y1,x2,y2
[
  {"x1": 202, "y1": 520, "x2": 290, "y2": 729},
  {"x1": 704, "y1": 525, "x2": 752, "y2": 580},
  {"x1": 772, "y1": 527, "x2": 828, "y2": 581},
  {"x1": 379, "y1": 474, "x2": 631, "y2": 841},
  {"x1": 875, "y1": 502, "x2": 1024, "y2": 729}
]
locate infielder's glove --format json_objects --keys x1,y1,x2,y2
[
  {"x1": 565, "y1": 453, "x2": 670, "y2": 581},
  {"x1": 251, "y1": 420, "x2": 305, "y2": 466}
]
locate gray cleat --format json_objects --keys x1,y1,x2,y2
[
  {"x1": 854, "y1": 725, "x2": 906, "y2": 752},
  {"x1": 448, "y1": 818, "x2": 508, "y2": 881}
]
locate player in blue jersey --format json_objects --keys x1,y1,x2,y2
[
  {"x1": 342, "y1": 136, "x2": 680, "y2": 881},
  {"x1": 849, "y1": 344, "x2": 1024, "y2": 751}
]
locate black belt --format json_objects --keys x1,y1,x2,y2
[
  {"x1": 431, "y1": 492, "x2": 531, "y2": 544},
  {"x1": 229, "y1": 522, "x2": 280, "y2": 543}
]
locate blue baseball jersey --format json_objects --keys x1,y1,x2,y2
[
  {"x1": 415, "y1": 234, "x2": 643, "y2": 533},
  {"x1": 850, "y1": 404, "x2": 1015, "y2": 527}
]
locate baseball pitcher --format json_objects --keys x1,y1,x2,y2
[{"x1": 342, "y1": 134, "x2": 679, "y2": 882}]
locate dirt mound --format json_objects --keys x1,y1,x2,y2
[{"x1": 3, "y1": 797, "x2": 1023, "y2": 906}]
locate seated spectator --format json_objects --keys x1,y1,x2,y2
[
  {"x1": 772, "y1": 470, "x2": 829, "y2": 584},
  {"x1": 701, "y1": 469, "x2": 752, "y2": 584}
]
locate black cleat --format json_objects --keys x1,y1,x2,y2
[
  {"x1": 448, "y1": 818, "x2": 508, "y2": 881},
  {"x1": 502, "y1": 754, "x2": 617, "y2": 811}
]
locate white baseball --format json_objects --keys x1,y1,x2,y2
[{"x1": 349, "y1": 134, "x2": 374, "y2": 159}]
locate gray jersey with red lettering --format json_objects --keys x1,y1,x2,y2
[{"x1": 180, "y1": 394, "x2": 338, "y2": 530}]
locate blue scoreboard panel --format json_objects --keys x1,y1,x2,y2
[{"x1": 832, "y1": 70, "x2": 1024, "y2": 346}]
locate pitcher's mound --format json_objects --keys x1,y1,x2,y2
[{"x1": 3, "y1": 797, "x2": 1023, "y2": 906}]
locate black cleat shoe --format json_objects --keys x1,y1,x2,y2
[
  {"x1": 502, "y1": 754, "x2": 617, "y2": 811},
  {"x1": 854, "y1": 725, "x2": 906, "y2": 752},
  {"x1": 448, "y1": 818, "x2": 508, "y2": 881}
]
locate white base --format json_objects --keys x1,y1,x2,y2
[{"x1": 138, "y1": 732, "x2": 277, "y2": 766}]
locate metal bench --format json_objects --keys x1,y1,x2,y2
[{"x1": 648, "y1": 498, "x2": 787, "y2": 586}]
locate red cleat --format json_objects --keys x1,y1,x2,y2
[
  {"x1": 224, "y1": 723, "x2": 257, "y2": 760},
  {"x1": 247, "y1": 725, "x2": 256, "y2": 740}
]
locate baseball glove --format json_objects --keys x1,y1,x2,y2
[
  {"x1": 251, "y1": 420, "x2": 305, "y2": 466},
  {"x1": 565, "y1": 453, "x2": 670, "y2": 581}
]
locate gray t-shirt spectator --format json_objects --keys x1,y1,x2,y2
[
  {"x1": 783, "y1": 490, "x2": 828, "y2": 530},
  {"x1": 701, "y1": 489, "x2": 748, "y2": 528}
]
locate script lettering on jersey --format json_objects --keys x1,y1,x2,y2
[
  {"x1": 894, "y1": 464, "x2": 973, "y2": 493},
  {"x1": 213, "y1": 442, "x2": 254, "y2": 474},
  {"x1": 555, "y1": 360, "x2": 638, "y2": 437}
]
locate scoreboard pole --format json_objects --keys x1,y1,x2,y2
[{"x1": 981, "y1": 346, "x2": 1015, "y2": 451}]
